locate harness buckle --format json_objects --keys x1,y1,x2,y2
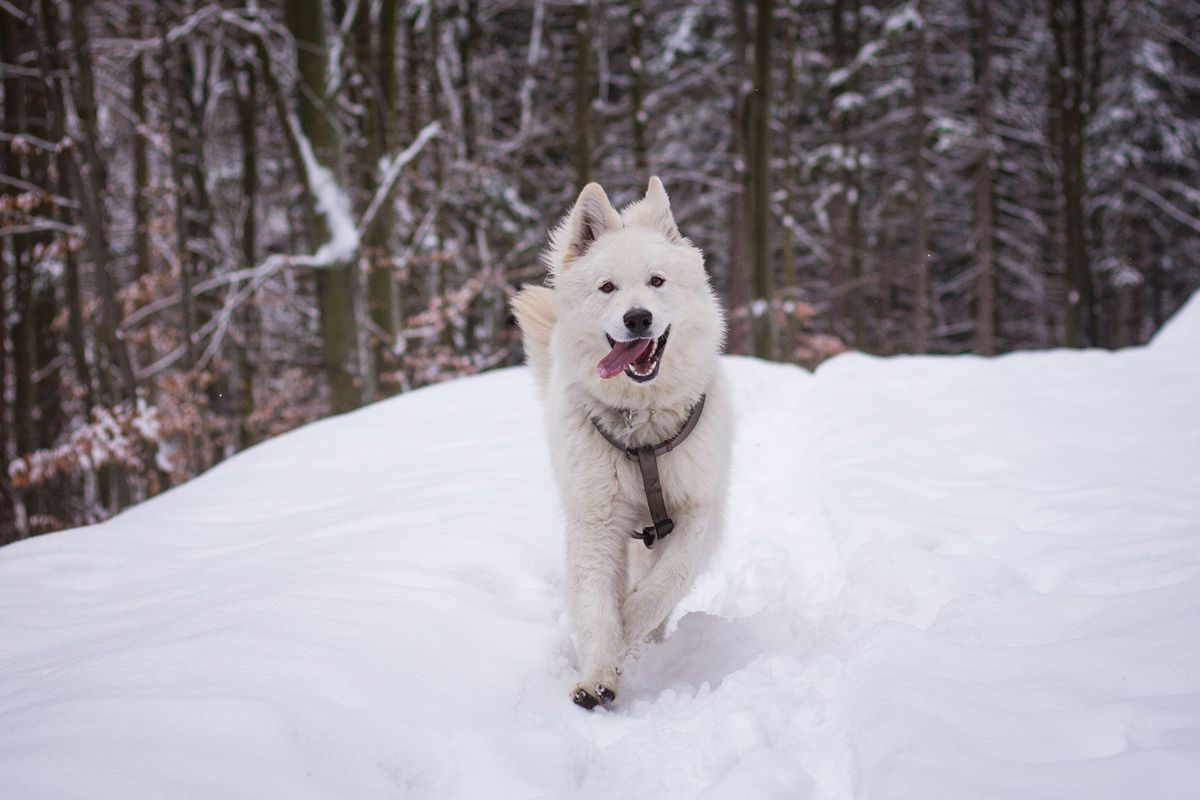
[{"x1": 632, "y1": 518, "x2": 674, "y2": 549}]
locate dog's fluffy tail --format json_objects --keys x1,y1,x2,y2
[{"x1": 511, "y1": 285, "x2": 555, "y2": 393}]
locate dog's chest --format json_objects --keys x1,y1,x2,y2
[
  {"x1": 592, "y1": 406, "x2": 687, "y2": 447},
  {"x1": 591, "y1": 407, "x2": 705, "y2": 511}
]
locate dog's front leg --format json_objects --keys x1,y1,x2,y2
[
  {"x1": 619, "y1": 502, "x2": 714, "y2": 651},
  {"x1": 566, "y1": 514, "x2": 629, "y2": 709}
]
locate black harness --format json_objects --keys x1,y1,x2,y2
[{"x1": 589, "y1": 395, "x2": 706, "y2": 549}]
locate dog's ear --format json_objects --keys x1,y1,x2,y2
[
  {"x1": 561, "y1": 183, "x2": 621, "y2": 263},
  {"x1": 631, "y1": 176, "x2": 683, "y2": 242}
]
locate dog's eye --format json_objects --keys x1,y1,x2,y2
[
  {"x1": 649, "y1": 276, "x2": 665, "y2": 288},
  {"x1": 599, "y1": 281, "x2": 616, "y2": 294}
]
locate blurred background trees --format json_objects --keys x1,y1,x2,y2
[{"x1": 2, "y1": 0, "x2": 1198, "y2": 539}]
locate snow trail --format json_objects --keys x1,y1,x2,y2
[{"x1": 2, "y1": 296, "x2": 1199, "y2": 799}]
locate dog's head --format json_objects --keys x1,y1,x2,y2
[{"x1": 546, "y1": 177, "x2": 725, "y2": 409}]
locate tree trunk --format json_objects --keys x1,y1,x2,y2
[
  {"x1": 876, "y1": 110, "x2": 893, "y2": 354},
  {"x1": 0, "y1": 12, "x2": 13, "y2": 532},
  {"x1": 828, "y1": 0, "x2": 847, "y2": 343},
  {"x1": 67, "y1": 2, "x2": 133, "y2": 510},
  {"x1": 12, "y1": 246, "x2": 36, "y2": 483},
  {"x1": 846, "y1": 0, "x2": 864, "y2": 348},
  {"x1": 66, "y1": 0, "x2": 136, "y2": 401},
  {"x1": 5, "y1": 12, "x2": 37, "y2": 526},
  {"x1": 403, "y1": 5, "x2": 422, "y2": 143},
  {"x1": 972, "y1": 0, "x2": 996, "y2": 355},
  {"x1": 359, "y1": 0, "x2": 400, "y2": 395},
  {"x1": 30, "y1": 0, "x2": 94, "y2": 411},
  {"x1": 0, "y1": 240, "x2": 12, "y2": 540},
  {"x1": 781, "y1": 0, "x2": 799, "y2": 356},
  {"x1": 727, "y1": 0, "x2": 751, "y2": 354},
  {"x1": 750, "y1": 0, "x2": 774, "y2": 358},
  {"x1": 879, "y1": 214, "x2": 895, "y2": 353},
  {"x1": 399, "y1": 5, "x2": 423, "y2": 341},
  {"x1": 1048, "y1": 0, "x2": 1095, "y2": 347},
  {"x1": 456, "y1": 0, "x2": 486, "y2": 355},
  {"x1": 130, "y1": 4, "x2": 151, "y2": 279},
  {"x1": 235, "y1": 58, "x2": 260, "y2": 446},
  {"x1": 629, "y1": 0, "x2": 649, "y2": 174},
  {"x1": 379, "y1": 0, "x2": 399, "y2": 151},
  {"x1": 781, "y1": 9, "x2": 796, "y2": 296},
  {"x1": 284, "y1": 0, "x2": 361, "y2": 413},
  {"x1": 457, "y1": 0, "x2": 480, "y2": 161},
  {"x1": 573, "y1": 1, "x2": 593, "y2": 189},
  {"x1": 911, "y1": 0, "x2": 931, "y2": 352},
  {"x1": 159, "y1": 6, "x2": 197, "y2": 372}
]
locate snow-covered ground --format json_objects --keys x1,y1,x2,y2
[{"x1": 3, "y1": 296, "x2": 1199, "y2": 800}]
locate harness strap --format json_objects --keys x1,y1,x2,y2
[
  {"x1": 589, "y1": 395, "x2": 705, "y2": 549},
  {"x1": 589, "y1": 395, "x2": 706, "y2": 462},
  {"x1": 634, "y1": 445, "x2": 674, "y2": 547}
]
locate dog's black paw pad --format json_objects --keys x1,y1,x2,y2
[
  {"x1": 572, "y1": 688, "x2": 598, "y2": 710},
  {"x1": 596, "y1": 685, "x2": 616, "y2": 705}
]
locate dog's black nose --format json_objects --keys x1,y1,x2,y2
[{"x1": 623, "y1": 308, "x2": 653, "y2": 336}]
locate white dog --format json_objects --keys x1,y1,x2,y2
[{"x1": 512, "y1": 177, "x2": 731, "y2": 709}]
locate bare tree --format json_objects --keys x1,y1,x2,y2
[
  {"x1": 573, "y1": 1, "x2": 594, "y2": 190},
  {"x1": 1048, "y1": 0, "x2": 1097, "y2": 346},
  {"x1": 911, "y1": 0, "x2": 932, "y2": 352},
  {"x1": 972, "y1": 0, "x2": 997, "y2": 354},
  {"x1": 283, "y1": 0, "x2": 362, "y2": 413}
]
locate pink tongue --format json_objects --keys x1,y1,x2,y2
[{"x1": 597, "y1": 339, "x2": 652, "y2": 379}]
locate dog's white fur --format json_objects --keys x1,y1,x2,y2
[{"x1": 512, "y1": 178, "x2": 731, "y2": 708}]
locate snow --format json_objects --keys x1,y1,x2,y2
[
  {"x1": 884, "y1": 5, "x2": 924, "y2": 35},
  {"x1": 834, "y1": 92, "x2": 866, "y2": 116},
  {"x1": 291, "y1": 121, "x2": 359, "y2": 269},
  {"x1": 3, "y1": 296, "x2": 1200, "y2": 799},
  {"x1": 873, "y1": 77, "x2": 912, "y2": 102}
]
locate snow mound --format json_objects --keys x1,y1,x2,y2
[{"x1": 3, "y1": 298, "x2": 1200, "y2": 799}]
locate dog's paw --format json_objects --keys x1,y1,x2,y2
[
  {"x1": 571, "y1": 686, "x2": 598, "y2": 710},
  {"x1": 571, "y1": 681, "x2": 617, "y2": 710}
]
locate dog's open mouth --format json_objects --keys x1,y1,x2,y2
[{"x1": 597, "y1": 327, "x2": 670, "y2": 383}]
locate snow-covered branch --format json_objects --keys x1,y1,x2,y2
[
  {"x1": 1131, "y1": 182, "x2": 1200, "y2": 237},
  {"x1": 359, "y1": 121, "x2": 442, "y2": 242}
]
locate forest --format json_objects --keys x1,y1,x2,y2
[{"x1": 2, "y1": 0, "x2": 1198, "y2": 540}]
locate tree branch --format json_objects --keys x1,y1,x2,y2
[{"x1": 358, "y1": 120, "x2": 441, "y2": 242}]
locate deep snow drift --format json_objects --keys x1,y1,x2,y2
[{"x1": 3, "y1": 297, "x2": 1199, "y2": 799}]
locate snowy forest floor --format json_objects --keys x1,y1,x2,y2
[{"x1": 2, "y1": 295, "x2": 1199, "y2": 799}]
